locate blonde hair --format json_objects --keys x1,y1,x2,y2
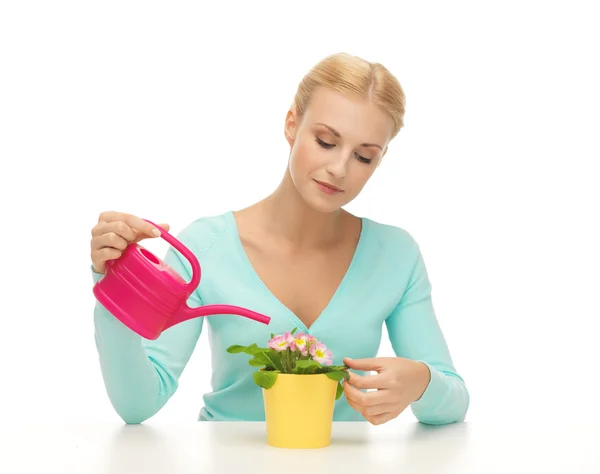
[{"x1": 292, "y1": 52, "x2": 406, "y2": 142}]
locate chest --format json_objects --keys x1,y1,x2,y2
[{"x1": 240, "y1": 238, "x2": 358, "y2": 330}]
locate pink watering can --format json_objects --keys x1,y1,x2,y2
[{"x1": 93, "y1": 219, "x2": 271, "y2": 340}]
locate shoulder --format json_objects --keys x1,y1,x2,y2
[
  {"x1": 172, "y1": 210, "x2": 233, "y2": 258},
  {"x1": 364, "y1": 215, "x2": 420, "y2": 255},
  {"x1": 359, "y1": 216, "x2": 429, "y2": 297}
]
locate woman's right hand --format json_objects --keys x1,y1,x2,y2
[{"x1": 91, "y1": 211, "x2": 170, "y2": 274}]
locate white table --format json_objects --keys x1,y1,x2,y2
[{"x1": 1, "y1": 421, "x2": 598, "y2": 473}]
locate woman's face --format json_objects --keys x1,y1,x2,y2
[{"x1": 285, "y1": 87, "x2": 393, "y2": 213}]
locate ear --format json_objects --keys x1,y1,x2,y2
[{"x1": 284, "y1": 106, "x2": 298, "y2": 147}]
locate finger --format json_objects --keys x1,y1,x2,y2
[
  {"x1": 98, "y1": 211, "x2": 161, "y2": 238},
  {"x1": 343, "y1": 384, "x2": 396, "y2": 419},
  {"x1": 91, "y1": 231, "x2": 129, "y2": 252},
  {"x1": 94, "y1": 220, "x2": 169, "y2": 244},
  {"x1": 343, "y1": 357, "x2": 383, "y2": 372},
  {"x1": 343, "y1": 381, "x2": 362, "y2": 406},
  {"x1": 91, "y1": 247, "x2": 122, "y2": 264},
  {"x1": 343, "y1": 381, "x2": 388, "y2": 406},
  {"x1": 345, "y1": 395, "x2": 362, "y2": 414},
  {"x1": 92, "y1": 221, "x2": 137, "y2": 243},
  {"x1": 362, "y1": 403, "x2": 398, "y2": 417},
  {"x1": 368, "y1": 411, "x2": 398, "y2": 426},
  {"x1": 131, "y1": 222, "x2": 170, "y2": 243},
  {"x1": 343, "y1": 386, "x2": 365, "y2": 413},
  {"x1": 348, "y1": 372, "x2": 390, "y2": 390}
]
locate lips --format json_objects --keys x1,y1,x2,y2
[{"x1": 314, "y1": 180, "x2": 342, "y2": 192}]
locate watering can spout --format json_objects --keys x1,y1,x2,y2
[{"x1": 164, "y1": 303, "x2": 271, "y2": 331}]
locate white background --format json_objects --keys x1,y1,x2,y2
[{"x1": 1, "y1": 1, "x2": 598, "y2": 426}]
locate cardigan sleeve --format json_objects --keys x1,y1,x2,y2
[
  {"x1": 384, "y1": 244, "x2": 470, "y2": 425},
  {"x1": 92, "y1": 241, "x2": 204, "y2": 424}
]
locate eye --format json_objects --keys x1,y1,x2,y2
[
  {"x1": 315, "y1": 138, "x2": 373, "y2": 164},
  {"x1": 316, "y1": 137, "x2": 334, "y2": 149}
]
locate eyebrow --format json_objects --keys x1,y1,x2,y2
[{"x1": 315, "y1": 123, "x2": 383, "y2": 150}]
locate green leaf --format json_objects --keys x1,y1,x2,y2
[
  {"x1": 247, "y1": 343, "x2": 265, "y2": 355},
  {"x1": 270, "y1": 333, "x2": 275, "y2": 339},
  {"x1": 326, "y1": 367, "x2": 350, "y2": 381},
  {"x1": 248, "y1": 353, "x2": 270, "y2": 367},
  {"x1": 325, "y1": 371, "x2": 344, "y2": 382},
  {"x1": 313, "y1": 366, "x2": 350, "y2": 380},
  {"x1": 248, "y1": 351, "x2": 280, "y2": 369},
  {"x1": 226, "y1": 343, "x2": 269, "y2": 356},
  {"x1": 293, "y1": 359, "x2": 321, "y2": 374},
  {"x1": 328, "y1": 365, "x2": 349, "y2": 371},
  {"x1": 265, "y1": 350, "x2": 284, "y2": 372},
  {"x1": 335, "y1": 381, "x2": 344, "y2": 400},
  {"x1": 226, "y1": 344, "x2": 249, "y2": 354},
  {"x1": 291, "y1": 327, "x2": 298, "y2": 335},
  {"x1": 253, "y1": 370, "x2": 279, "y2": 389}
]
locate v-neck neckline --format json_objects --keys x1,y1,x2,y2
[{"x1": 225, "y1": 210, "x2": 370, "y2": 334}]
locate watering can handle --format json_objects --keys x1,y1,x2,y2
[{"x1": 142, "y1": 219, "x2": 201, "y2": 291}]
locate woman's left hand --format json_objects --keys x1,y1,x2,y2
[{"x1": 342, "y1": 356, "x2": 431, "y2": 425}]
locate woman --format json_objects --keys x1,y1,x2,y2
[{"x1": 90, "y1": 52, "x2": 470, "y2": 426}]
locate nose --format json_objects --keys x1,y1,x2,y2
[{"x1": 325, "y1": 149, "x2": 350, "y2": 179}]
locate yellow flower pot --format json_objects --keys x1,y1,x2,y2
[
  {"x1": 262, "y1": 373, "x2": 338, "y2": 449},
  {"x1": 262, "y1": 374, "x2": 338, "y2": 449}
]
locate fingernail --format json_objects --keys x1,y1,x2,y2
[{"x1": 152, "y1": 228, "x2": 161, "y2": 236}]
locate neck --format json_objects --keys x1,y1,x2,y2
[{"x1": 256, "y1": 168, "x2": 347, "y2": 250}]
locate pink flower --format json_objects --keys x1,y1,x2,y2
[
  {"x1": 303, "y1": 334, "x2": 318, "y2": 357},
  {"x1": 291, "y1": 332, "x2": 308, "y2": 356},
  {"x1": 284, "y1": 331, "x2": 296, "y2": 348},
  {"x1": 268, "y1": 331, "x2": 294, "y2": 352},
  {"x1": 309, "y1": 341, "x2": 332, "y2": 366}
]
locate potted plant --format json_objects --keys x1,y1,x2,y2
[{"x1": 226, "y1": 327, "x2": 350, "y2": 449}]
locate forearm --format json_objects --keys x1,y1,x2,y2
[
  {"x1": 94, "y1": 302, "x2": 167, "y2": 424},
  {"x1": 385, "y1": 242, "x2": 470, "y2": 426},
  {"x1": 410, "y1": 361, "x2": 470, "y2": 425},
  {"x1": 90, "y1": 224, "x2": 208, "y2": 423}
]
